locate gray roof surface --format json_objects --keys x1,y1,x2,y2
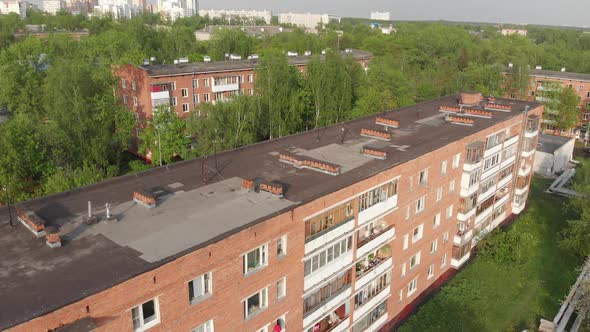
[
  {"x1": 0, "y1": 95, "x2": 541, "y2": 330},
  {"x1": 537, "y1": 133, "x2": 573, "y2": 154},
  {"x1": 141, "y1": 49, "x2": 373, "y2": 77},
  {"x1": 530, "y1": 69, "x2": 590, "y2": 82}
]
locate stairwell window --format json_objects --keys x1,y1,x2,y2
[
  {"x1": 416, "y1": 196, "x2": 425, "y2": 213},
  {"x1": 436, "y1": 187, "x2": 443, "y2": 202},
  {"x1": 188, "y1": 272, "x2": 212, "y2": 304},
  {"x1": 430, "y1": 239, "x2": 438, "y2": 253},
  {"x1": 441, "y1": 253, "x2": 447, "y2": 267},
  {"x1": 192, "y1": 320, "x2": 213, "y2": 332},
  {"x1": 419, "y1": 169, "x2": 428, "y2": 186},
  {"x1": 243, "y1": 244, "x2": 268, "y2": 274},
  {"x1": 131, "y1": 298, "x2": 160, "y2": 331},
  {"x1": 277, "y1": 235, "x2": 287, "y2": 258},
  {"x1": 407, "y1": 278, "x2": 418, "y2": 296},
  {"x1": 276, "y1": 277, "x2": 286, "y2": 300},
  {"x1": 440, "y1": 160, "x2": 447, "y2": 175},
  {"x1": 449, "y1": 179, "x2": 456, "y2": 193},
  {"x1": 452, "y1": 153, "x2": 460, "y2": 169},
  {"x1": 433, "y1": 213, "x2": 441, "y2": 229},
  {"x1": 181, "y1": 88, "x2": 189, "y2": 97},
  {"x1": 427, "y1": 264, "x2": 434, "y2": 279},
  {"x1": 410, "y1": 252, "x2": 421, "y2": 269}
]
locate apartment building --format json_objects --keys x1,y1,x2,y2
[
  {"x1": 277, "y1": 12, "x2": 341, "y2": 30},
  {"x1": 0, "y1": 92, "x2": 542, "y2": 332},
  {"x1": 116, "y1": 49, "x2": 372, "y2": 154},
  {"x1": 198, "y1": 9, "x2": 272, "y2": 25},
  {"x1": 506, "y1": 68, "x2": 590, "y2": 139},
  {"x1": 0, "y1": 0, "x2": 27, "y2": 18}
]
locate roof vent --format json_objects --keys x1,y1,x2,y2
[
  {"x1": 242, "y1": 178, "x2": 285, "y2": 197},
  {"x1": 360, "y1": 128, "x2": 391, "y2": 141},
  {"x1": 248, "y1": 54, "x2": 259, "y2": 60},
  {"x1": 463, "y1": 108, "x2": 492, "y2": 118},
  {"x1": 45, "y1": 226, "x2": 61, "y2": 248},
  {"x1": 375, "y1": 117, "x2": 399, "y2": 129},
  {"x1": 173, "y1": 59, "x2": 179, "y2": 65},
  {"x1": 561, "y1": 67, "x2": 566, "y2": 72},
  {"x1": 279, "y1": 153, "x2": 341, "y2": 176},
  {"x1": 133, "y1": 190, "x2": 157, "y2": 209},
  {"x1": 178, "y1": 57, "x2": 189, "y2": 63},
  {"x1": 362, "y1": 146, "x2": 387, "y2": 159},
  {"x1": 229, "y1": 54, "x2": 242, "y2": 60},
  {"x1": 84, "y1": 201, "x2": 99, "y2": 225},
  {"x1": 446, "y1": 115, "x2": 475, "y2": 126},
  {"x1": 203, "y1": 56, "x2": 211, "y2": 62},
  {"x1": 143, "y1": 59, "x2": 149, "y2": 65},
  {"x1": 287, "y1": 51, "x2": 298, "y2": 57},
  {"x1": 15, "y1": 208, "x2": 46, "y2": 237},
  {"x1": 535, "y1": 65, "x2": 542, "y2": 70},
  {"x1": 304, "y1": 50, "x2": 312, "y2": 56},
  {"x1": 484, "y1": 103, "x2": 512, "y2": 112},
  {"x1": 150, "y1": 56, "x2": 156, "y2": 62}
]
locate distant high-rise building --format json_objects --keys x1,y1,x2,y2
[
  {"x1": 198, "y1": 8, "x2": 271, "y2": 24},
  {"x1": 0, "y1": 0, "x2": 28, "y2": 18},
  {"x1": 42, "y1": 0, "x2": 64, "y2": 13},
  {"x1": 94, "y1": 0, "x2": 142, "y2": 19},
  {"x1": 370, "y1": 11, "x2": 390, "y2": 21},
  {"x1": 277, "y1": 12, "x2": 340, "y2": 30}
]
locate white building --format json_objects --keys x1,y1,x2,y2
[
  {"x1": 501, "y1": 28, "x2": 527, "y2": 36},
  {"x1": 42, "y1": 0, "x2": 63, "y2": 13},
  {"x1": 158, "y1": 0, "x2": 197, "y2": 21},
  {"x1": 278, "y1": 12, "x2": 340, "y2": 30},
  {"x1": 94, "y1": 0, "x2": 141, "y2": 19},
  {"x1": 370, "y1": 11, "x2": 390, "y2": 21},
  {"x1": 0, "y1": 0, "x2": 28, "y2": 18},
  {"x1": 534, "y1": 134, "x2": 575, "y2": 176},
  {"x1": 198, "y1": 8, "x2": 271, "y2": 24}
]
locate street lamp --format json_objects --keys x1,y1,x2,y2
[{"x1": 2, "y1": 185, "x2": 14, "y2": 227}]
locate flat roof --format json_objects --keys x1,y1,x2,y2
[
  {"x1": 537, "y1": 133, "x2": 573, "y2": 154},
  {"x1": 0, "y1": 95, "x2": 540, "y2": 329},
  {"x1": 140, "y1": 49, "x2": 373, "y2": 77},
  {"x1": 530, "y1": 69, "x2": 590, "y2": 82}
]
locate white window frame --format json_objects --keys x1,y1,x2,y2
[
  {"x1": 203, "y1": 78, "x2": 209, "y2": 87},
  {"x1": 446, "y1": 205, "x2": 454, "y2": 219},
  {"x1": 248, "y1": 74, "x2": 254, "y2": 83},
  {"x1": 277, "y1": 277, "x2": 286, "y2": 300},
  {"x1": 449, "y1": 179, "x2": 455, "y2": 193},
  {"x1": 436, "y1": 187, "x2": 443, "y2": 202},
  {"x1": 121, "y1": 78, "x2": 127, "y2": 89},
  {"x1": 419, "y1": 169, "x2": 428, "y2": 186},
  {"x1": 123, "y1": 95, "x2": 128, "y2": 104},
  {"x1": 405, "y1": 206, "x2": 410, "y2": 220},
  {"x1": 182, "y1": 103, "x2": 190, "y2": 112},
  {"x1": 443, "y1": 231, "x2": 449, "y2": 243},
  {"x1": 584, "y1": 113, "x2": 590, "y2": 120},
  {"x1": 277, "y1": 235, "x2": 287, "y2": 257},
  {"x1": 133, "y1": 96, "x2": 138, "y2": 107},
  {"x1": 194, "y1": 94, "x2": 200, "y2": 104},
  {"x1": 244, "y1": 287, "x2": 268, "y2": 319},
  {"x1": 403, "y1": 234, "x2": 409, "y2": 250},
  {"x1": 204, "y1": 93, "x2": 210, "y2": 102},
  {"x1": 412, "y1": 224, "x2": 424, "y2": 243},
  {"x1": 181, "y1": 88, "x2": 189, "y2": 97},
  {"x1": 440, "y1": 160, "x2": 447, "y2": 175},
  {"x1": 441, "y1": 253, "x2": 447, "y2": 267},
  {"x1": 191, "y1": 319, "x2": 214, "y2": 332},
  {"x1": 427, "y1": 264, "x2": 434, "y2": 279},
  {"x1": 416, "y1": 196, "x2": 425, "y2": 213},
  {"x1": 452, "y1": 153, "x2": 460, "y2": 169},
  {"x1": 433, "y1": 213, "x2": 441, "y2": 229},
  {"x1": 192, "y1": 79, "x2": 199, "y2": 88},
  {"x1": 407, "y1": 278, "x2": 418, "y2": 296},
  {"x1": 430, "y1": 239, "x2": 438, "y2": 253},
  {"x1": 171, "y1": 97, "x2": 177, "y2": 106},
  {"x1": 239, "y1": 75, "x2": 244, "y2": 83},
  {"x1": 170, "y1": 81, "x2": 176, "y2": 91},
  {"x1": 401, "y1": 262, "x2": 407, "y2": 277},
  {"x1": 410, "y1": 252, "x2": 421, "y2": 269},
  {"x1": 189, "y1": 272, "x2": 212, "y2": 304},
  {"x1": 132, "y1": 81, "x2": 137, "y2": 91},
  {"x1": 131, "y1": 298, "x2": 161, "y2": 332},
  {"x1": 243, "y1": 244, "x2": 268, "y2": 275}
]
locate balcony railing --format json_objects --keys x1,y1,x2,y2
[
  {"x1": 356, "y1": 253, "x2": 391, "y2": 279},
  {"x1": 357, "y1": 225, "x2": 394, "y2": 248}
]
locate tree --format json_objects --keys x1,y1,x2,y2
[
  {"x1": 559, "y1": 160, "x2": 590, "y2": 256},
  {"x1": 507, "y1": 61, "x2": 531, "y2": 99},
  {"x1": 538, "y1": 83, "x2": 580, "y2": 130},
  {"x1": 139, "y1": 107, "x2": 192, "y2": 165}
]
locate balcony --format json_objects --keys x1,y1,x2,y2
[
  {"x1": 518, "y1": 164, "x2": 532, "y2": 177},
  {"x1": 501, "y1": 154, "x2": 516, "y2": 169},
  {"x1": 303, "y1": 283, "x2": 352, "y2": 327},
  {"x1": 354, "y1": 280, "x2": 391, "y2": 320},
  {"x1": 521, "y1": 145, "x2": 536, "y2": 158},
  {"x1": 525, "y1": 115, "x2": 540, "y2": 138},
  {"x1": 305, "y1": 302, "x2": 351, "y2": 332},
  {"x1": 484, "y1": 143, "x2": 503, "y2": 158},
  {"x1": 356, "y1": 245, "x2": 392, "y2": 278},
  {"x1": 457, "y1": 206, "x2": 476, "y2": 222},
  {"x1": 356, "y1": 256, "x2": 393, "y2": 291},
  {"x1": 475, "y1": 205, "x2": 493, "y2": 225},
  {"x1": 494, "y1": 191, "x2": 510, "y2": 209},
  {"x1": 497, "y1": 173, "x2": 512, "y2": 189},
  {"x1": 464, "y1": 141, "x2": 484, "y2": 172},
  {"x1": 503, "y1": 135, "x2": 519, "y2": 148},
  {"x1": 357, "y1": 194, "x2": 398, "y2": 227},
  {"x1": 305, "y1": 217, "x2": 355, "y2": 255},
  {"x1": 356, "y1": 225, "x2": 395, "y2": 259},
  {"x1": 211, "y1": 76, "x2": 239, "y2": 93},
  {"x1": 304, "y1": 250, "x2": 353, "y2": 291},
  {"x1": 454, "y1": 229, "x2": 473, "y2": 246},
  {"x1": 451, "y1": 252, "x2": 471, "y2": 268}
]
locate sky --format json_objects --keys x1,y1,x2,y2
[{"x1": 199, "y1": 0, "x2": 588, "y2": 27}]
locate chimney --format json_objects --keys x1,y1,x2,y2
[
  {"x1": 45, "y1": 226, "x2": 61, "y2": 248},
  {"x1": 459, "y1": 92, "x2": 484, "y2": 106},
  {"x1": 133, "y1": 190, "x2": 157, "y2": 209},
  {"x1": 84, "y1": 201, "x2": 99, "y2": 225}
]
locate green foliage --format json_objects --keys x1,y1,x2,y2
[
  {"x1": 559, "y1": 159, "x2": 590, "y2": 256},
  {"x1": 42, "y1": 164, "x2": 107, "y2": 195},
  {"x1": 139, "y1": 107, "x2": 192, "y2": 165},
  {"x1": 400, "y1": 179, "x2": 581, "y2": 332}
]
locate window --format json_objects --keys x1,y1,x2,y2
[
  {"x1": 123, "y1": 95, "x2": 128, "y2": 104},
  {"x1": 239, "y1": 75, "x2": 244, "y2": 83},
  {"x1": 486, "y1": 132, "x2": 505, "y2": 150},
  {"x1": 193, "y1": 94, "x2": 200, "y2": 104},
  {"x1": 171, "y1": 97, "x2": 177, "y2": 106},
  {"x1": 416, "y1": 196, "x2": 425, "y2": 213},
  {"x1": 579, "y1": 85, "x2": 584, "y2": 92},
  {"x1": 277, "y1": 235, "x2": 287, "y2": 257},
  {"x1": 587, "y1": 91, "x2": 590, "y2": 98},
  {"x1": 449, "y1": 179, "x2": 456, "y2": 193},
  {"x1": 428, "y1": 264, "x2": 434, "y2": 279},
  {"x1": 304, "y1": 270, "x2": 351, "y2": 314},
  {"x1": 203, "y1": 78, "x2": 209, "y2": 87},
  {"x1": 121, "y1": 79, "x2": 127, "y2": 89},
  {"x1": 483, "y1": 154, "x2": 500, "y2": 171},
  {"x1": 354, "y1": 272, "x2": 391, "y2": 309},
  {"x1": 399, "y1": 289, "x2": 403, "y2": 303},
  {"x1": 468, "y1": 170, "x2": 481, "y2": 187},
  {"x1": 192, "y1": 79, "x2": 199, "y2": 88},
  {"x1": 131, "y1": 298, "x2": 160, "y2": 331},
  {"x1": 430, "y1": 239, "x2": 438, "y2": 253},
  {"x1": 440, "y1": 160, "x2": 447, "y2": 175},
  {"x1": 132, "y1": 81, "x2": 137, "y2": 91},
  {"x1": 204, "y1": 93, "x2": 210, "y2": 102},
  {"x1": 407, "y1": 278, "x2": 418, "y2": 296},
  {"x1": 244, "y1": 287, "x2": 268, "y2": 319},
  {"x1": 530, "y1": 90, "x2": 535, "y2": 96},
  {"x1": 510, "y1": 93, "x2": 516, "y2": 99},
  {"x1": 446, "y1": 205, "x2": 454, "y2": 219},
  {"x1": 419, "y1": 169, "x2": 428, "y2": 186},
  {"x1": 481, "y1": 177, "x2": 496, "y2": 194},
  {"x1": 358, "y1": 179, "x2": 398, "y2": 212},
  {"x1": 188, "y1": 272, "x2": 212, "y2": 303},
  {"x1": 248, "y1": 74, "x2": 254, "y2": 82},
  {"x1": 410, "y1": 252, "x2": 421, "y2": 269},
  {"x1": 433, "y1": 213, "x2": 441, "y2": 228},
  {"x1": 181, "y1": 88, "x2": 188, "y2": 97},
  {"x1": 452, "y1": 153, "x2": 460, "y2": 169},
  {"x1": 405, "y1": 206, "x2": 410, "y2": 220},
  {"x1": 170, "y1": 81, "x2": 176, "y2": 91},
  {"x1": 412, "y1": 224, "x2": 424, "y2": 243},
  {"x1": 436, "y1": 187, "x2": 443, "y2": 202},
  {"x1": 403, "y1": 234, "x2": 409, "y2": 250},
  {"x1": 304, "y1": 236, "x2": 352, "y2": 276},
  {"x1": 584, "y1": 113, "x2": 590, "y2": 121},
  {"x1": 440, "y1": 253, "x2": 447, "y2": 267},
  {"x1": 306, "y1": 201, "x2": 354, "y2": 241},
  {"x1": 133, "y1": 97, "x2": 138, "y2": 107},
  {"x1": 443, "y1": 231, "x2": 449, "y2": 244},
  {"x1": 182, "y1": 103, "x2": 189, "y2": 112},
  {"x1": 191, "y1": 320, "x2": 213, "y2": 332},
  {"x1": 243, "y1": 244, "x2": 268, "y2": 274},
  {"x1": 277, "y1": 277, "x2": 286, "y2": 300},
  {"x1": 401, "y1": 263, "x2": 407, "y2": 277}
]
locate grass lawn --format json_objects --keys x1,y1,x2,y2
[{"x1": 398, "y1": 178, "x2": 582, "y2": 332}]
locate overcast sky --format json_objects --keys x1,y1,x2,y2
[{"x1": 199, "y1": 0, "x2": 588, "y2": 27}]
